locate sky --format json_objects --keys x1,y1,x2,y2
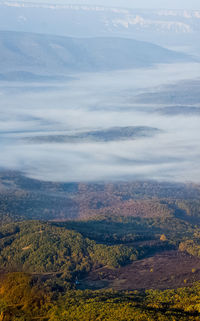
[
  {"x1": 3, "y1": 0, "x2": 200, "y2": 9},
  {"x1": 0, "y1": 0, "x2": 200, "y2": 10},
  {"x1": 69, "y1": 0, "x2": 200, "y2": 9}
]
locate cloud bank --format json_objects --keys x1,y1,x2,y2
[{"x1": 0, "y1": 62, "x2": 200, "y2": 183}]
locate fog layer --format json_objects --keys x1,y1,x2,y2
[{"x1": 1, "y1": 62, "x2": 200, "y2": 183}]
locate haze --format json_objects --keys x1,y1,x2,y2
[
  {"x1": 0, "y1": 61, "x2": 200, "y2": 182},
  {"x1": 0, "y1": 1, "x2": 200, "y2": 183},
  {"x1": 10, "y1": 0, "x2": 200, "y2": 10}
]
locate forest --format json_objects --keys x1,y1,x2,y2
[
  {"x1": 0, "y1": 172, "x2": 200, "y2": 319},
  {"x1": 1, "y1": 272, "x2": 200, "y2": 320}
]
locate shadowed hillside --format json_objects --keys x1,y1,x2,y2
[{"x1": 0, "y1": 31, "x2": 191, "y2": 77}]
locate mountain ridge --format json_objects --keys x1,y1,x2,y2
[
  {"x1": 0, "y1": 30, "x2": 192, "y2": 76},
  {"x1": 1, "y1": 2, "x2": 200, "y2": 57},
  {"x1": 1, "y1": 2, "x2": 200, "y2": 34}
]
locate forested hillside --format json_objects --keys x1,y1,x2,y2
[
  {"x1": 1, "y1": 272, "x2": 200, "y2": 320},
  {"x1": 0, "y1": 172, "x2": 200, "y2": 319},
  {"x1": 0, "y1": 171, "x2": 200, "y2": 224}
]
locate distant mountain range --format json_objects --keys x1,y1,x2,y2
[
  {"x1": 1, "y1": 2, "x2": 200, "y2": 35},
  {"x1": 0, "y1": 30, "x2": 191, "y2": 78},
  {"x1": 0, "y1": 2, "x2": 200, "y2": 57}
]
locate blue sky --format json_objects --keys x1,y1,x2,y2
[
  {"x1": 3, "y1": 0, "x2": 200, "y2": 9},
  {"x1": 17, "y1": 0, "x2": 200, "y2": 9},
  {"x1": 103, "y1": 0, "x2": 200, "y2": 9}
]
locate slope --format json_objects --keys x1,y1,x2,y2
[{"x1": 0, "y1": 31, "x2": 191, "y2": 77}]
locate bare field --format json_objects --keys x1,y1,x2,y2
[{"x1": 79, "y1": 251, "x2": 200, "y2": 291}]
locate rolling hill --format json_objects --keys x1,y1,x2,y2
[
  {"x1": 0, "y1": 2, "x2": 200, "y2": 57},
  {"x1": 0, "y1": 31, "x2": 191, "y2": 77}
]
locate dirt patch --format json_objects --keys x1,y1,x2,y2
[
  {"x1": 79, "y1": 251, "x2": 200, "y2": 291},
  {"x1": 22, "y1": 245, "x2": 32, "y2": 250}
]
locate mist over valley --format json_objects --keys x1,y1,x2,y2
[
  {"x1": 1, "y1": 3, "x2": 200, "y2": 319},
  {"x1": 0, "y1": 53, "x2": 199, "y2": 182}
]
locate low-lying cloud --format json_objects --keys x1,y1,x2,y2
[{"x1": 0, "y1": 62, "x2": 200, "y2": 183}]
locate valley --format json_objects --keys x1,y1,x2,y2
[
  {"x1": 0, "y1": 174, "x2": 200, "y2": 319},
  {"x1": 80, "y1": 251, "x2": 200, "y2": 291},
  {"x1": 0, "y1": 1, "x2": 200, "y2": 320}
]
